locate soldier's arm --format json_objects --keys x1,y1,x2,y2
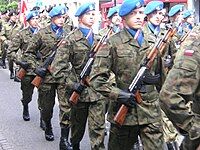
[
  {"x1": 7, "y1": 32, "x2": 23, "y2": 61},
  {"x1": 159, "y1": 29, "x2": 200, "y2": 139},
  {"x1": 89, "y1": 41, "x2": 121, "y2": 100},
  {"x1": 51, "y1": 39, "x2": 72, "y2": 82},
  {"x1": 23, "y1": 33, "x2": 42, "y2": 70}
]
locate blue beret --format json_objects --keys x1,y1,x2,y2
[
  {"x1": 168, "y1": 4, "x2": 184, "y2": 17},
  {"x1": 119, "y1": 0, "x2": 144, "y2": 17},
  {"x1": 75, "y1": 2, "x2": 95, "y2": 17},
  {"x1": 144, "y1": 1, "x2": 164, "y2": 15},
  {"x1": 49, "y1": 5, "x2": 68, "y2": 18},
  {"x1": 183, "y1": 10, "x2": 194, "y2": 19},
  {"x1": 107, "y1": 6, "x2": 120, "y2": 18},
  {"x1": 26, "y1": 11, "x2": 39, "y2": 21}
]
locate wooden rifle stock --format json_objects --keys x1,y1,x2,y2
[
  {"x1": 113, "y1": 28, "x2": 176, "y2": 126},
  {"x1": 31, "y1": 76, "x2": 43, "y2": 88},
  {"x1": 114, "y1": 91, "x2": 142, "y2": 126},
  {"x1": 69, "y1": 25, "x2": 114, "y2": 105},
  {"x1": 69, "y1": 77, "x2": 90, "y2": 105},
  {"x1": 16, "y1": 68, "x2": 26, "y2": 80}
]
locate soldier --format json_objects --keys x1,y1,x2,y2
[
  {"x1": 143, "y1": 1, "x2": 179, "y2": 149},
  {"x1": 24, "y1": 6, "x2": 72, "y2": 149},
  {"x1": 182, "y1": 10, "x2": 195, "y2": 30},
  {"x1": 0, "y1": 10, "x2": 9, "y2": 69},
  {"x1": 99, "y1": 5, "x2": 122, "y2": 36},
  {"x1": 2, "y1": 10, "x2": 21, "y2": 79},
  {"x1": 89, "y1": 0, "x2": 164, "y2": 149},
  {"x1": 159, "y1": 25, "x2": 200, "y2": 150},
  {"x1": 7, "y1": 10, "x2": 40, "y2": 122},
  {"x1": 52, "y1": 2, "x2": 106, "y2": 150}
]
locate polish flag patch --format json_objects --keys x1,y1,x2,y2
[{"x1": 184, "y1": 50, "x2": 194, "y2": 56}]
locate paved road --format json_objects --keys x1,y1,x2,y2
[{"x1": 0, "y1": 68, "x2": 105, "y2": 150}]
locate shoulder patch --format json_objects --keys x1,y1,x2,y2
[{"x1": 184, "y1": 50, "x2": 194, "y2": 56}]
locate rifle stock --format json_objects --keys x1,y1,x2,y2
[
  {"x1": 16, "y1": 68, "x2": 26, "y2": 80},
  {"x1": 114, "y1": 27, "x2": 177, "y2": 126},
  {"x1": 31, "y1": 76, "x2": 43, "y2": 88},
  {"x1": 69, "y1": 25, "x2": 114, "y2": 105},
  {"x1": 114, "y1": 91, "x2": 142, "y2": 126}
]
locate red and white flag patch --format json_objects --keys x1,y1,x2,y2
[{"x1": 184, "y1": 50, "x2": 194, "y2": 56}]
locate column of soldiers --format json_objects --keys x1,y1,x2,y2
[{"x1": 1, "y1": 0, "x2": 200, "y2": 150}]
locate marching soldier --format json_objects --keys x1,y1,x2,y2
[
  {"x1": 24, "y1": 5, "x2": 72, "y2": 149},
  {"x1": 7, "y1": 11, "x2": 41, "y2": 122},
  {"x1": 159, "y1": 25, "x2": 200, "y2": 150},
  {"x1": 2, "y1": 10, "x2": 21, "y2": 79},
  {"x1": 143, "y1": 1, "x2": 179, "y2": 149},
  {"x1": 89, "y1": 0, "x2": 164, "y2": 149},
  {"x1": 52, "y1": 2, "x2": 107, "y2": 150}
]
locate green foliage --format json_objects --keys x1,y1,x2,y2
[{"x1": 0, "y1": 0, "x2": 18, "y2": 12}]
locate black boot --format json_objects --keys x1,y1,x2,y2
[
  {"x1": 10, "y1": 72, "x2": 14, "y2": 79},
  {"x1": 44, "y1": 120, "x2": 54, "y2": 141},
  {"x1": 72, "y1": 143, "x2": 80, "y2": 150},
  {"x1": 59, "y1": 127, "x2": 72, "y2": 150},
  {"x1": 23, "y1": 104, "x2": 30, "y2": 121},
  {"x1": 40, "y1": 118, "x2": 45, "y2": 131}
]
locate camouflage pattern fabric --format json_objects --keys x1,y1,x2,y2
[
  {"x1": 159, "y1": 25, "x2": 200, "y2": 150},
  {"x1": 24, "y1": 24, "x2": 72, "y2": 126},
  {"x1": 89, "y1": 28, "x2": 164, "y2": 149},
  {"x1": 51, "y1": 28, "x2": 106, "y2": 149},
  {"x1": 143, "y1": 23, "x2": 179, "y2": 143}
]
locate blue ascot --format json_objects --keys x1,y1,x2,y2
[
  {"x1": 127, "y1": 28, "x2": 144, "y2": 47},
  {"x1": 51, "y1": 23, "x2": 64, "y2": 38},
  {"x1": 79, "y1": 27, "x2": 94, "y2": 46},
  {"x1": 113, "y1": 25, "x2": 120, "y2": 33},
  {"x1": 30, "y1": 26, "x2": 39, "y2": 34},
  {"x1": 148, "y1": 22, "x2": 160, "y2": 36}
]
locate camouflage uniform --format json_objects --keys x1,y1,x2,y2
[
  {"x1": 143, "y1": 23, "x2": 179, "y2": 146},
  {"x1": 3, "y1": 20, "x2": 21, "y2": 77},
  {"x1": 24, "y1": 24, "x2": 72, "y2": 131},
  {"x1": 159, "y1": 25, "x2": 200, "y2": 150},
  {"x1": 52, "y1": 28, "x2": 106, "y2": 149},
  {"x1": 90, "y1": 28, "x2": 164, "y2": 150},
  {"x1": 7, "y1": 27, "x2": 39, "y2": 115}
]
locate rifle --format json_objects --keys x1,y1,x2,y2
[
  {"x1": 69, "y1": 24, "x2": 114, "y2": 105},
  {"x1": 113, "y1": 27, "x2": 177, "y2": 126},
  {"x1": 176, "y1": 29, "x2": 191, "y2": 46},
  {"x1": 31, "y1": 28, "x2": 77, "y2": 88},
  {"x1": 16, "y1": 61, "x2": 29, "y2": 80}
]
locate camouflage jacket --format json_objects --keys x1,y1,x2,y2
[
  {"x1": 24, "y1": 24, "x2": 72, "y2": 83},
  {"x1": 51, "y1": 28, "x2": 101, "y2": 102},
  {"x1": 159, "y1": 25, "x2": 200, "y2": 140},
  {"x1": 90, "y1": 28, "x2": 162, "y2": 125},
  {"x1": 7, "y1": 27, "x2": 36, "y2": 75}
]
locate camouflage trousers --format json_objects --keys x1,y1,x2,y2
[
  {"x1": 20, "y1": 75, "x2": 35, "y2": 106},
  {"x1": 161, "y1": 110, "x2": 179, "y2": 142},
  {"x1": 38, "y1": 82, "x2": 71, "y2": 127},
  {"x1": 70, "y1": 100, "x2": 105, "y2": 150},
  {"x1": 108, "y1": 121, "x2": 164, "y2": 150}
]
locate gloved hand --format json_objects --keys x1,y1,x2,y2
[
  {"x1": 34, "y1": 67, "x2": 47, "y2": 78},
  {"x1": 164, "y1": 55, "x2": 173, "y2": 68},
  {"x1": 117, "y1": 90, "x2": 136, "y2": 108},
  {"x1": 15, "y1": 61, "x2": 29, "y2": 70},
  {"x1": 73, "y1": 82, "x2": 86, "y2": 95}
]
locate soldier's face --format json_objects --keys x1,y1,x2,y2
[
  {"x1": 186, "y1": 15, "x2": 195, "y2": 25},
  {"x1": 124, "y1": 7, "x2": 145, "y2": 29},
  {"x1": 175, "y1": 11, "x2": 183, "y2": 23},
  {"x1": 52, "y1": 15, "x2": 67, "y2": 27},
  {"x1": 79, "y1": 10, "x2": 95, "y2": 28},
  {"x1": 28, "y1": 16, "x2": 39, "y2": 28},
  {"x1": 10, "y1": 15, "x2": 17, "y2": 22},
  {"x1": 148, "y1": 10, "x2": 164, "y2": 26},
  {"x1": 111, "y1": 13, "x2": 122, "y2": 25}
]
